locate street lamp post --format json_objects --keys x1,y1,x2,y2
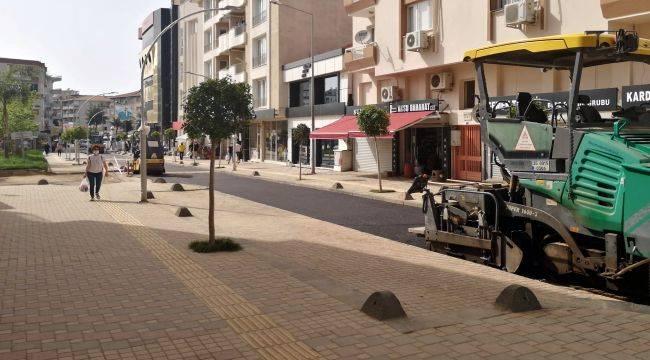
[
  {"x1": 72, "y1": 92, "x2": 116, "y2": 164},
  {"x1": 269, "y1": 0, "x2": 315, "y2": 174},
  {"x1": 138, "y1": 6, "x2": 235, "y2": 203}
]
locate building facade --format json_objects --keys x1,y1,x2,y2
[
  {"x1": 60, "y1": 95, "x2": 113, "y2": 126},
  {"x1": 109, "y1": 91, "x2": 142, "y2": 133},
  {"x1": 139, "y1": 5, "x2": 179, "y2": 134},
  {"x1": 176, "y1": 0, "x2": 351, "y2": 161},
  {"x1": 339, "y1": 0, "x2": 650, "y2": 181}
]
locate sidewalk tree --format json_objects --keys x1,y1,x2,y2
[
  {"x1": 164, "y1": 128, "x2": 175, "y2": 152},
  {"x1": 65, "y1": 126, "x2": 88, "y2": 164},
  {"x1": 0, "y1": 65, "x2": 33, "y2": 158},
  {"x1": 86, "y1": 105, "x2": 106, "y2": 128},
  {"x1": 356, "y1": 105, "x2": 390, "y2": 192},
  {"x1": 292, "y1": 124, "x2": 310, "y2": 180},
  {"x1": 183, "y1": 77, "x2": 253, "y2": 252}
]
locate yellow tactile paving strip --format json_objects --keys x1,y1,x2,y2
[{"x1": 98, "y1": 201, "x2": 320, "y2": 360}]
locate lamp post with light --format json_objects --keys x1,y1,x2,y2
[{"x1": 138, "y1": 6, "x2": 236, "y2": 202}]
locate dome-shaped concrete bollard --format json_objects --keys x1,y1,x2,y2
[
  {"x1": 37, "y1": 179, "x2": 48, "y2": 185},
  {"x1": 175, "y1": 207, "x2": 193, "y2": 217},
  {"x1": 146, "y1": 191, "x2": 155, "y2": 199},
  {"x1": 495, "y1": 285, "x2": 542, "y2": 312},
  {"x1": 171, "y1": 183, "x2": 185, "y2": 191},
  {"x1": 360, "y1": 291, "x2": 407, "y2": 321},
  {"x1": 154, "y1": 178, "x2": 166, "y2": 184},
  {"x1": 252, "y1": 171, "x2": 260, "y2": 176},
  {"x1": 331, "y1": 182, "x2": 344, "y2": 190}
]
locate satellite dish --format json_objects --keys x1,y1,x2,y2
[{"x1": 354, "y1": 26, "x2": 374, "y2": 45}]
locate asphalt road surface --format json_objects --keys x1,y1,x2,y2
[{"x1": 163, "y1": 163, "x2": 425, "y2": 247}]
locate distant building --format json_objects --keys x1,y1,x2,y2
[
  {"x1": 0, "y1": 57, "x2": 56, "y2": 139},
  {"x1": 61, "y1": 95, "x2": 113, "y2": 127},
  {"x1": 109, "y1": 90, "x2": 141, "y2": 133}
]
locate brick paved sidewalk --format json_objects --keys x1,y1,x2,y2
[{"x1": 2, "y1": 175, "x2": 650, "y2": 359}]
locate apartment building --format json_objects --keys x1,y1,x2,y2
[
  {"x1": 180, "y1": 0, "x2": 351, "y2": 161},
  {"x1": 176, "y1": 0, "x2": 204, "y2": 135},
  {"x1": 339, "y1": 0, "x2": 650, "y2": 181},
  {"x1": 60, "y1": 95, "x2": 113, "y2": 126},
  {"x1": 0, "y1": 58, "x2": 51, "y2": 137}
]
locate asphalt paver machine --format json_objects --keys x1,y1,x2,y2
[{"x1": 412, "y1": 30, "x2": 650, "y2": 295}]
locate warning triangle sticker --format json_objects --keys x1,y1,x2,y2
[{"x1": 515, "y1": 126, "x2": 536, "y2": 151}]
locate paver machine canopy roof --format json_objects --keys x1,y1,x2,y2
[{"x1": 411, "y1": 30, "x2": 650, "y2": 297}]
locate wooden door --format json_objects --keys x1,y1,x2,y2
[{"x1": 453, "y1": 125, "x2": 482, "y2": 181}]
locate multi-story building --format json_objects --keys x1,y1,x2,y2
[
  {"x1": 43, "y1": 75, "x2": 63, "y2": 137},
  {"x1": 176, "y1": 0, "x2": 205, "y2": 133},
  {"x1": 177, "y1": 0, "x2": 351, "y2": 161},
  {"x1": 139, "y1": 5, "x2": 179, "y2": 134},
  {"x1": 326, "y1": 0, "x2": 650, "y2": 181},
  {"x1": 109, "y1": 91, "x2": 142, "y2": 133},
  {"x1": 61, "y1": 95, "x2": 113, "y2": 126},
  {"x1": 0, "y1": 58, "x2": 50, "y2": 137}
]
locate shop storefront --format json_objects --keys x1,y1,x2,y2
[
  {"x1": 263, "y1": 120, "x2": 288, "y2": 162},
  {"x1": 247, "y1": 108, "x2": 288, "y2": 163}
]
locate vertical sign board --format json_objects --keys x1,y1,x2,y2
[{"x1": 622, "y1": 84, "x2": 650, "y2": 108}]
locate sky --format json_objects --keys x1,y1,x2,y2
[{"x1": 0, "y1": 0, "x2": 172, "y2": 95}]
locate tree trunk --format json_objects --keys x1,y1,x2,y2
[
  {"x1": 75, "y1": 139, "x2": 80, "y2": 165},
  {"x1": 2, "y1": 103, "x2": 9, "y2": 158},
  {"x1": 232, "y1": 136, "x2": 237, "y2": 172},
  {"x1": 208, "y1": 142, "x2": 216, "y2": 243},
  {"x1": 299, "y1": 145, "x2": 302, "y2": 181},
  {"x1": 374, "y1": 136, "x2": 382, "y2": 192}
]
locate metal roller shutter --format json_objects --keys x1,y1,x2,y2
[{"x1": 354, "y1": 137, "x2": 392, "y2": 173}]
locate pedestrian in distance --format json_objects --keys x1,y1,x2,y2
[
  {"x1": 84, "y1": 144, "x2": 109, "y2": 201},
  {"x1": 177, "y1": 142, "x2": 186, "y2": 162},
  {"x1": 56, "y1": 143, "x2": 63, "y2": 157},
  {"x1": 235, "y1": 141, "x2": 242, "y2": 163},
  {"x1": 227, "y1": 144, "x2": 233, "y2": 164}
]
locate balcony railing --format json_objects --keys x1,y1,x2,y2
[
  {"x1": 252, "y1": 9, "x2": 267, "y2": 27},
  {"x1": 204, "y1": 42, "x2": 212, "y2": 52},
  {"x1": 343, "y1": 44, "x2": 377, "y2": 72},
  {"x1": 233, "y1": 22, "x2": 246, "y2": 36},
  {"x1": 217, "y1": 32, "x2": 230, "y2": 54},
  {"x1": 229, "y1": 25, "x2": 246, "y2": 49},
  {"x1": 252, "y1": 54, "x2": 267, "y2": 68},
  {"x1": 343, "y1": 0, "x2": 376, "y2": 16}
]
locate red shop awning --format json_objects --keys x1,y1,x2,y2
[{"x1": 309, "y1": 111, "x2": 434, "y2": 140}]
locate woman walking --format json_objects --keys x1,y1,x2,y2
[{"x1": 85, "y1": 144, "x2": 109, "y2": 201}]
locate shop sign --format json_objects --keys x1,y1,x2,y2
[
  {"x1": 488, "y1": 88, "x2": 618, "y2": 113},
  {"x1": 622, "y1": 84, "x2": 650, "y2": 108},
  {"x1": 389, "y1": 101, "x2": 437, "y2": 113}
]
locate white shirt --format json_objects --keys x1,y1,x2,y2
[
  {"x1": 87, "y1": 154, "x2": 105, "y2": 173},
  {"x1": 234, "y1": 143, "x2": 242, "y2": 152}
]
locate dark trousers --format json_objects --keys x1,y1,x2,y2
[
  {"x1": 179, "y1": 152, "x2": 184, "y2": 161},
  {"x1": 86, "y1": 172, "x2": 103, "y2": 197}
]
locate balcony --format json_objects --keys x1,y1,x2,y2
[
  {"x1": 217, "y1": 32, "x2": 230, "y2": 55},
  {"x1": 343, "y1": 0, "x2": 376, "y2": 17},
  {"x1": 343, "y1": 44, "x2": 377, "y2": 72},
  {"x1": 204, "y1": 41, "x2": 213, "y2": 53},
  {"x1": 229, "y1": 24, "x2": 246, "y2": 49},
  {"x1": 218, "y1": 63, "x2": 246, "y2": 83}
]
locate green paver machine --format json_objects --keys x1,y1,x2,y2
[{"x1": 412, "y1": 30, "x2": 650, "y2": 295}]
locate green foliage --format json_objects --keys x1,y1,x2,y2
[
  {"x1": 188, "y1": 238, "x2": 242, "y2": 253},
  {"x1": 0, "y1": 149, "x2": 47, "y2": 171},
  {"x1": 1, "y1": 93, "x2": 38, "y2": 137},
  {"x1": 150, "y1": 130, "x2": 160, "y2": 139},
  {"x1": 61, "y1": 126, "x2": 88, "y2": 142},
  {"x1": 164, "y1": 128, "x2": 175, "y2": 141},
  {"x1": 183, "y1": 77, "x2": 253, "y2": 143},
  {"x1": 122, "y1": 120, "x2": 134, "y2": 133},
  {"x1": 117, "y1": 133, "x2": 127, "y2": 141},
  {"x1": 292, "y1": 124, "x2": 310, "y2": 146},
  {"x1": 356, "y1": 105, "x2": 390, "y2": 137},
  {"x1": 1, "y1": 65, "x2": 35, "y2": 157}
]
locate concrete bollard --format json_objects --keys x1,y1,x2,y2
[
  {"x1": 154, "y1": 178, "x2": 167, "y2": 184},
  {"x1": 171, "y1": 183, "x2": 185, "y2": 192},
  {"x1": 146, "y1": 191, "x2": 155, "y2": 199},
  {"x1": 331, "y1": 182, "x2": 344, "y2": 190},
  {"x1": 37, "y1": 179, "x2": 48, "y2": 185},
  {"x1": 495, "y1": 285, "x2": 542, "y2": 312},
  {"x1": 360, "y1": 291, "x2": 407, "y2": 320},
  {"x1": 252, "y1": 171, "x2": 260, "y2": 176},
  {"x1": 175, "y1": 207, "x2": 193, "y2": 217}
]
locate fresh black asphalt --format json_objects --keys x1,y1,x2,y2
[{"x1": 163, "y1": 163, "x2": 426, "y2": 247}]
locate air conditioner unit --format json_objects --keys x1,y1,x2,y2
[
  {"x1": 380, "y1": 86, "x2": 400, "y2": 103},
  {"x1": 430, "y1": 73, "x2": 452, "y2": 91},
  {"x1": 505, "y1": 0, "x2": 536, "y2": 27},
  {"x1": 354, "y1": 26, "x2": 375, "y2": 45},
  {"x1": 404, "y1": 30, "x2": 429, "y2": 52}
]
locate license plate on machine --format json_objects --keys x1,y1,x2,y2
[{"x1": 531, "y1": 160, "x2": 550, "y2": 171}]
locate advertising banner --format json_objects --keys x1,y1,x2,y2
[
  {"x1": 622, "y1": 84, "x2": 650, "y2": 108},
  {"x1": 488, "y1": 88, "x2": 618, "y2": 113}
]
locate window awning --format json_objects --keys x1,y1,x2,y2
[
  {"x1": 172, "y1": 120, "x2": 184, "y2": 130},
  {"x1": 309, "y1": 111, "x2": 435, "y2": 140}
]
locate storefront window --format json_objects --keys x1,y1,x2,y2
[
  {"x1": 316, "y1": 140, "x2": 338, "y2": 168},
  {"x1": 263, "y1": 121, "x2": 288, "y2": 162},
  {"x1": 323, "y1": 75, "x2": 339, "y2": 104}
]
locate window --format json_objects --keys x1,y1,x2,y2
[
  {"x1": 289, "y1": 74, "x2": 339, "y2": 107},
  {"x1": 203, "y1": 0, "x2": 212, "y2": 20},
  {"x1": 323, "y1": 75, "x2": 339, "y2": 104},
  {"x1": 204, "y1": 29, "x2": 212, "y2": 52},
  {"x1": 462, "y1": 80, "x2": 476, "y2": 109},
  {"x1": 252, "y1": 36, "x2": 267, "y2": 68},
  {"x1": 204, "y1": 60, "x2": 212, "y2": 79},
  {"x1": 407, "y1": 0, "x2": 432, "y2": 32},
  {"x1": 253, "y1": 78, "x2": 267, "y2": 108},
  {"x1": 490, "y1": 0, "x2": 516, "y2": 11},
  {"x1": 252, "y1": 0, "x2": 268, "y2": 26}
]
